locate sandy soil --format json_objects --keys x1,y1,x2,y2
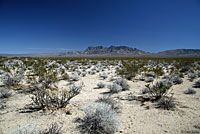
[{"x1": 0, "y1": 68, "x2": 200, "y2": 134}]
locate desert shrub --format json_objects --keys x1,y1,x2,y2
[
  {"x1": 179, "y1": 66, "x2": 190, "y2": 73},
  {"x1": 188, "y1": 73, "x2": 196, "y2": 82},
  {"x1": 141, "y1": 88, "x2": 149, "y2": 94},
  {"x1": 95, "y1": 96, "x2": 119, "y2": 112},
  {"x1": 155, "y1": 95, "x2": 175, "y2": 110},
  {"x1": 144, "y1": 77, "x2": 154, "y2": 83},
  {"x1": 99, "y1": 73, "x2": 108, "y2": 80},
  {"x1": 0, "y1": 103, "x2": 6, "y2": 109},
  {"x1": 151, "y1": 66, "x2": 164, "y2": 77},
  {"x1": 0, "y1": 88, "x2": 12, "y2": 98},
  {"x1": 145, "y1": 71, "x2": 155, "y2": 78},
  {"x1": 82, "y1": 72, "x2": 87, "y2": 77},
  {"x1": 117, "y1": 61, "x2": 143, "y2": 80},
  {"x1": 31, "y1": 83, "x2": 83, "y2": 110},
  {"x1": 107, "y1": 83, "x2": 122, "y2": 93},
  {"x1": 193, "y1": 80, "x2": 200, "y2": 88},
  {"x1": 97, "y1": 82, "x2": 105, "y2": 88},
  {"x1": 4, "y1": 71, "x2": 24, "y2": 87},
  {"x1": 76, "y1": 102, "x2": 121, "y2": 134},
  {"x1": 146, "y1": 80, "x2": 172, "y2": 100},
  {"x1": 184, "y1": 88, "x2": 196, "y2": 94},
  {"x1": 40, "y1": 122, "x2": 62, "y2": 134},
  {"x1": 69, "y1": 73, "x2": 80, "y2": 81},
  {"x1": 115, "y1": 78, "x2": 130, "y2": 90},
  {"x1": 170, "y1": 74, "x2": 183, "y2": 84},
  {"x1": 109, "y1": 76, "x2": 115, "y2": 81}
]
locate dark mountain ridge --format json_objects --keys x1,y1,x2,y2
[{"x1": 1, "y1": 46, "x2": 200, "y2": 57}]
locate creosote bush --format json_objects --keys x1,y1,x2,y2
[
  {"x1": 146, "y1": 80, "x2": 172, "y2": 100},
  {"x1": 31, "y1": 83, "x2": 83, "y2": 111},
  {"x1": 76, "y1": 102, "x2": 121, "y2": 134}
]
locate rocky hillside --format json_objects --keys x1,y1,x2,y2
[
  {"x1": 83, "y1": 46, "x2": 148, "y2": 56},
  {"x1": 1, "y1": 46, "x2": 200, "y2": 57},
  {"x1": 155, "y1": 49, "x2": 200, "y2": 57}
]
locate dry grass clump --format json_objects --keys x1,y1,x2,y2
[
  {"x1": 76, "y1": 102, "x2": 121, "y2": 134},
  {"x1": 95, "y1": 96, "x2": 120, "y2": 112},
  {"x1": 155, "y1": 95, "x2": 175, "y2": 110},
  {"x1": 40, "y1": 122, "x2": 62, "y2": 134}
]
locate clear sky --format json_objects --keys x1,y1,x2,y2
[{"x1": 0, "y1": 0, "x2": 200, "y2": 54}]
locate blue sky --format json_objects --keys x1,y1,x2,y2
[{"x1": 0, "y1": 0, "x2": 200, "y2": 54}]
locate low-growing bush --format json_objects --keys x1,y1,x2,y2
[
  {"x1": 76, "y1": 102, "x2": 121, "y2": 134},
  {"x1": 144, "y1": 77, "x2": 154, "y2": 83},
  {"x1": 41, "y1": 122, "x2": 62, "y2": 134},
  {"x1": 107, "y1": 83, "x2": 122, "y2": 93},
  {"x1": 188, "y1": 73, "x2": 196, "y2": 82},
  {"x1": 115, "y1": 78, "x2": 130, "y2": 90},
  {"x1": 97, "y1": 82, "x2": 105, "y2": 88},
  {"x1": 0, "y1": 88, "x2": 12, "y2": 98},
  {"x1": 170, "y1": 74, "x2": 183, "y2": 85},
  {"x1": 31, "y1": 83, "x2": 83, "y2": 111},
  {"x1": 99, "y1": 73, "x2": 108, "y2": 80},
  {"x1": 193, "y1": 80, "x2": 200, "y2": 88},
  {"x1": 69, "y1": 73, "x2": 80, "y2": 81},
  {"x1": 95, "y1": 96, "x2": 119, "y2": 112},
  {"x1": 146, "y1": 80, "x2": 172, "y2": 100},
  {"x1": 155, "y1": 95, "x2": 175, "y2": 110},
  {"x1": 4, "y1": 72, "x2": 24, "y2": 87},
  {"x1": 184, "y1": 88, "x2": 196, "y2": 94}
]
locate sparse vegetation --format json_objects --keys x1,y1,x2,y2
[
  {"x1": 0, "y1": 88, "x2": 12, "y2": 98},
  {"x1": 31, "y1": 83, "x2": 83, "y2": 111},
  {"x1": 76, "y1": 102, "x2": 121, "y2": 134},
  {"x1": 184, "y1": 88, "x2": 196, "y2": 94}
]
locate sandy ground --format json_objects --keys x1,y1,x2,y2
[{"x1": 0, "y1": 68, "x2": 200, "y2": 134}]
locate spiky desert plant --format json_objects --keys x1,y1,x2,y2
[
  {"x1": 31, "y1": 83, "x2": 83, "y2": 110},
  {"x1": 77, "y1": 102, "x2": 121, "y2": 134},
  {"x1": 184, "y1": 88, "x2": 196, "y2": 94},
  {"x1": 146, "y1": 80, "x2": 172, "y2": 100}
]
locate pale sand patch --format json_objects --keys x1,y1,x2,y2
[{"x1": 0, "y1": 69, "x2": 200, "y2": 134}]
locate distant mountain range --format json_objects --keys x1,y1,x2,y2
[{"x1": 1, "y1": 46, "x2": 200, "y2": 57}]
